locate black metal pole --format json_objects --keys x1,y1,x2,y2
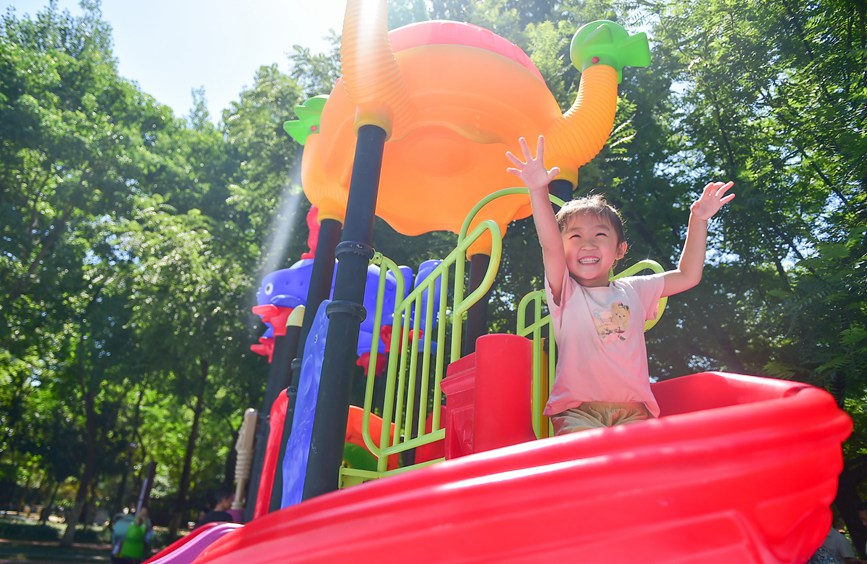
[
  {"x1": 268, "y1": 218, "x2": 342, "y2": 512},
  {"x1": 541, "y1": 179, "x2": 572, "y2": 373},
  {"x1": 462, "y1": 253, "x2": 493, "y2": 356},
  {"x1": 302, "y1": 124, "x2": 385, "y2": 500},
  {"x1": 284, "y1": 218, "x2": 342, "y2": 433},
  {"x1": 242, "y1": 312, "x2": 302, "y2": 523},
  {"x1": 549, "y1": 178, "x2": 573, "y2": 209}
]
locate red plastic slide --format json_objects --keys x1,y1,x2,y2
[
  {"x1": 252, "y1": 391, "x2": 290, "y2": 519},
  {"x1": 193, "y1": 344, "x2": 850, "y2": 563}
]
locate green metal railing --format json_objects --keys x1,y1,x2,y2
[
  {"x1": 516, "y1": 289, "x2": 556, "y2": 439},
  {"x1": 339, "y1": 216, "x2": 503, "y2": 485}
]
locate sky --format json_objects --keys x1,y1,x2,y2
[{"x1": 1, "y1": 0, "x2": 347, "y2": 120}]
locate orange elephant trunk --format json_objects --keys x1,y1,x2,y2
[
  {"x1": 545, "y1": 65, "x2": 619, "y2": 185},
  {"x1": 341, "y1": 0, "x2": 415, "y2": 139}
]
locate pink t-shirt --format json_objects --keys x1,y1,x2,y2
[{"x1": 544, "y1": 271, "x2": 665, "y2": 417}]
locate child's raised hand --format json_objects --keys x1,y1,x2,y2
[
  {"x1": 506, "y1": 136, "x2": 560, "y2": 192},
  {"x1": 690, "y1": 181, "x2": 735, "y2": 221}
]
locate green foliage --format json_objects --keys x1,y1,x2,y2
[{"x1": 648, "y1": 0, "x2": 866, "y2": 389}]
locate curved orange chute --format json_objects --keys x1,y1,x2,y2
[{"x1": 345, "y1": 406, "x2": 398, "y2": 470}]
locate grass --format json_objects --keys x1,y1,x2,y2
[
  {"x1": 0, "y1": 539, "x2": 111, "y2": 562},
  {"x1": 0, "y1": 513, "x2": 179, "y2": 563},
  {"x1": 0, "y1": 514, "x2": 112, "y2": 563}
]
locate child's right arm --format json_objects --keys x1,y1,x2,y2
[{"x1": 506, "y1": 136, "x2": 566, "y2": 302}]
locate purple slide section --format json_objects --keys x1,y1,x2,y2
[{"x1": 146, "y1": 523, "x2": 242, "y2": 564}]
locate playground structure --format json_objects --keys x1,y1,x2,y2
[{"x1": 147, "y1": 1, "x2": 853, "y2": 562}]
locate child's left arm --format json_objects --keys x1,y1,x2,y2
[{"x1": 662, "y1": 181, "x2": 735, "y2": 297}]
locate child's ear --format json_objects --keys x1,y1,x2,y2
[{"x1": 616, "y1": 241, "x2": 628, "y2": 260}]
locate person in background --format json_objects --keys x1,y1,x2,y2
[
  {"x1": 856, "y1": 502, "x2": 867, "y2": 561},
  {"x1": 810, "y1": 512, "x2": 866, "y2": 564},
  {"x1": 196, "y1": 492, "x2": 235, "y2": 528},
  {"x1": 821, "y1": 519, "x2": 857, "y2": 563},
  {"x1": 113, "y1": 507, "x2": 150, "y2": 564},
  {"x1": 110, "y1": 510, "x2": 134, "y2": 564}
]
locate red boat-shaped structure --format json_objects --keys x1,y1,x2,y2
[{"x1": 194, "y1": 337, "x2": 850, "y2": 562}]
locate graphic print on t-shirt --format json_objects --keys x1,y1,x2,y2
[{"x1": 590, "y1": 300, "x2": 631, "y2": 343}]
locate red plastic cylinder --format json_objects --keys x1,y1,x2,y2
[{"x1": 473, "y1": 334, "x2": 534, "y2": 453}]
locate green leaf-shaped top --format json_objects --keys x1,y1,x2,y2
[
  {"x1": 283, "y1": 95, "x2": 329, "y2": 145},
  {"x1": 570, "y1": 20, "x2": 651, "y2": 83}
]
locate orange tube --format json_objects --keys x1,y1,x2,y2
[
  {"x1": 545, "y1": 64, "x2": 619, "y2": 185},
  {"x1": 341, "y1": 0, "x2": 415, "y2": 138}
]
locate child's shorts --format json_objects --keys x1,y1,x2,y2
[{"x1": 551, "y1": 401, "x2": 652, "y2": 436}]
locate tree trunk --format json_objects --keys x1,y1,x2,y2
[
  {"x1": 60, "y1": 345, "x2": 98, "y2": 547},
  {"x1": 40, "y1": 481, "x2": 60, "y2": 524},
  {"x1": 836, "y1": 456, "x2": 867, "y2": 558},
  {"x1": 168, "y1": 358, "x2": 209, "y2": 537},
  {"x1": 223, "y1": 435, "x2": 238, "y2": 494}
]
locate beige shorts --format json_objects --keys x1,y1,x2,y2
[{"x1": 551, "y1": 401, "x2": 652, "y2": 436}]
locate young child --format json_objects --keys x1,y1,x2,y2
[{"x1": 506, "y1": 136, "x2": 734, "y2": 435}]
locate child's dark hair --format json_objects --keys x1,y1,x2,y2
[{"x1": 555, "y1": 194, "x2": 626, "y2": 246}]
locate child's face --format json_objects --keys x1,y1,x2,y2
[{"x1": 561, "y1": 213, "x2": 627, "y2": 287}]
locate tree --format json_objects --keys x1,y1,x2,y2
[
  {"x1": 0, "y1": 1, "x2": 187, "y2": 544},
  {"x1": 649, "y1": 0, "x2": 865, "y2": 384}
]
